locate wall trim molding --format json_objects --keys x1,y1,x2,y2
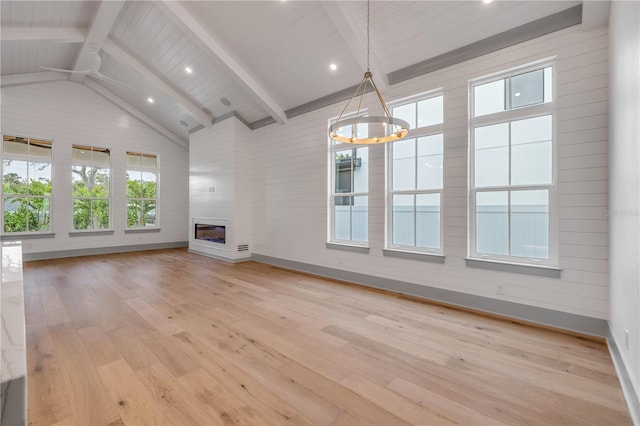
[
  {"x1": 326, "y1": 242, "x2": 370, "y2": 254},
  {"x1": 384, "y1": 249, "x2": 445, "y2": 263},
  {"x1": 212, "y1": 111, "x2": 251, "y2": 129},
  {"x1": 388, "y1": 5, "x2": 582, "y2": 85},
  {"x1": 23, "y1": 241, "x2": 188, "y2": 261},
  {"x1": 252, "y1": 253, "x2": 608, "y2": 337},
  {"x1": 188, "y1": 248, "x2": 252, "y2": 264},
  {"x1": 607, "y1": 327, "x2": 640, "y2": 426},
  {"x1": 249, "y1": 5, "x2": 583, "y2": 130},
  {"x1": 465, "y1": 258, "x2": 562, "y2": 278},
  {"x1": 1, "y1": 233, "x2": 55, "y2": 241}
]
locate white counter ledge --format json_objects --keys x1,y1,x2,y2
[{"x1": 1, "y1": 241, "x2": 26, "y2": 426}]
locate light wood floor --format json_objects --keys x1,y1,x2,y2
[{"x1": 24, "y1": 248, "x2": 631, "y2": 425}]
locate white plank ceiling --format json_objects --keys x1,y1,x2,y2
[{"x1": 0, "y1": 0, "x2": 585, "y2": 143}]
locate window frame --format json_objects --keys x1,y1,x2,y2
[
  {"x1": 386, "y1": 90, "x2": 445, "y2": 254},
  {"x1": 468, "y1": 58, "x2": 558, "y2": 267},
  {"x1": 1, "y1": 134, "x2": 54, "y2": 235},
  {"x1": 125, "y1": 151, "x2": 159, "y2": 229},
  {"x1": 71, "y1": 144, "x2": 112, "y2": 232},
  {"x1": 328, "y1": 114, "x2": 369, "y2": 247}
]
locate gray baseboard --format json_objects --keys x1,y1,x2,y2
[
  {"x1": 252, "y1": 253, "x2": 608, "y2": 338},
  {"x1": 607, "y1": 328, "x2": 640, "y2": 426},
  {"x1": 23, "y1": 241, "x2": 188, "y2": 261},
  {"x1": 188, "y1": 248, "x2": 252, "y2": 264}
]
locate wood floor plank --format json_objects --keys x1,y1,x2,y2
[
  {"x1": 134, "y1": 363, "x2": 213, "y2": 426},
  {"x1": 178, "y1": 368, "x2": 271, "y2": 426},
  {"x1": 25, "y1": 323, "x2": 72, "y2": 425},
  {"x1": 22, "y1": 249, "x2": 632, "y2": 425},
  {"x1": 105, "y1": 326, "x2": 161, "y2": 372},
  {"x1": 125, "y1": 297, "x2": 185, "y2": 336},
  {"x1": 340, "y1": 373, "x2": 457, "y2": 425},
  {"x1": 279, "y1": 361, "x2": 409, "y2": 425},
  {"x1": 171, "y1": 331, "x2": 316, "y2": 425},
  {"x1": 138, "y1": 330, "x2": 199, "y2": 378},
  {"x1": 96, "y1": 359, "x2": 166, "y2": 426},
  {"x1": 387, "y1": 376, "x2": 510, "y2": 426},
  {"x1": 77, "y1": 325, "x2": 122, "y2": 367},
  {"x1": 49, "y1": 324, "x2": 120, "y2": 425},
  {"x1": 37, "y1": 284, "x2": 71, "y2": 327}
]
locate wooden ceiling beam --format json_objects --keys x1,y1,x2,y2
[
  {"x1": 155, "y1": 0, "x2": 287, "y2": 124},
  {"x1": 70, "y1": 1, "x2": 126, "y2": 84},
  {"x1": 0, "y1": 27, "x2": 86, "y2": 43},
  {"x1": 102, "y1": 39, "x2": 212, "y2": 128},
  {"x1": 322, "y1": 1, "x2": 389, "y2": 90},
  {"x1": 0, "y1": 71, "x2": 69, "y2": 87},
  {"x1": 84, "y1": 78, "x2": 188, "y2": 150}
]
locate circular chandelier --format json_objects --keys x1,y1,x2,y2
[{"x1": 328, "y1": 1, "x2": 409, "y2": 145}]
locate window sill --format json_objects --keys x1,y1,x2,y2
[
  {"x1": 465, "y1": 258, "x2": 562, "y2": 278},
  {"x1": 68, "y1": 230, "x2": 115, "y2": 237},
  {"x1": 124, "y1": 228, "x2": 161, "y2": 234},
  {"x1": 383, "y1": 249, "x2": 445, "y2": 264},
  {"x1": 326, "y1": 242, "x2": 370, "y2": 254},
  {"x1": 1, "y1": 232, "x2": 55, "y2": 241}
]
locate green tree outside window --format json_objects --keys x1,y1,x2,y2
[{"x1": 2, "y1": 135, "x2": 52, "y2": 233}]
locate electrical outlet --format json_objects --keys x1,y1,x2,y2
[
  {"x1": 624, "y1": 329, "x2": 629, "y2": 350},
  {"x1": 496, "y1": 284, "x2": 505, "y2": 295}
]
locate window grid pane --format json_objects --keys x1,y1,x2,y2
[
  {"x1": 2, "y1": 135, "x2": 53, "y2": 233},
  {"x1": 511, "y1": 190, "x2": 549, "y2": 259},
  {"x1": 417, "y1": 135, "x2": 443, "y2": 190},
  {"x1": 470, "y1": 62, "x2": 554, "y2": 264},
  {"x1": 392, "y1": 194, "x2": 414, "y2": 246},
  {"x1": 476, "y1": 191, "x2": 509, "y2": 256},
  {"x1": 416, "y1": 193, "x2": 440, "y2": 249},
  {"x1": 126, "y1": 152, "x2": 158, "y2": 228},
  {"x1": 72, "y1": 145, "x2": 111, "y2": 230},
  {"x1": 330, "y1": 128, "x2": 368, "y2": 244},
  {"x1": 392, "y1": 138, "x2": 416, "y2": 191},
  {"x1": 388, "y1": 94, "x2": 443, "y2": 252}
]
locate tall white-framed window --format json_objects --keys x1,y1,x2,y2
[
  {"x1": 387, "y1": 91, "x2": 444, "y2": 253},
  {"x1": 328, "y1": 119, "x2": 369, "y2": 245},
  {"x1": 1, "y1": 134, "x2": 53, "y2": 234},
  {"x1": 469, "y1": 59, "x2": 556, "y2": 266},
  {"x1": 126, "y1": 151, "x2": 158, "y2": 228},
  {"x1": 71, "y1": 144, "x2": 111, "y2": 230}
]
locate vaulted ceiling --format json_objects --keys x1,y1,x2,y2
[{"x1": 1, "y1": 1, "x2": 605, "y2": 144}]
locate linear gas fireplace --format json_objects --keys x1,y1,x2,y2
[{"x1": 194, "y1": 223, "x2": 226, "y2": 245}]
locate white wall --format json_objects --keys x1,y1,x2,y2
[
  {"x1": 189, "y1": 116, "x2": 252, "y2": 260},
  {"x1": 252, "y1": 24, "x2": 610, "y2": 319},
  {"x1": 609, "y1": 0, "x2": 640, "y2": 403},
  {"x1": 0, "y1": 81, "x2": 189, "y2": 254}
]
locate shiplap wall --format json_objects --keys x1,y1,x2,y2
[
  {"x1": 252, "y1": 24, "x2": 609, "y2": 319},
  {"x1": 0, "y1": 81, "x2": 189, "y2": 254},
  {"x1": 189, "y1": 117, "x2": 252, "y2": 260},
  {"x1": 609, "y1": 0, "x2": 640, "y2": 403}
]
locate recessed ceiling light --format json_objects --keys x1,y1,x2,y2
[
  {"x1": 483, "y1": 0, "x2": 493, "y2": 4},
  {"x1": 514, "y1": 92, "x2": 521, "y2": 97},
  {"x1": 147, "y1": 97, "x2": 154, "y2": 104},
  {"x1": 185, "y1": 66, "x2": 193, "y2": 74},
  {"x1": 330, "y1": 63, "x2": 337, "y2": 71},
  {"x1": 179, "y1": 120, "x2": 188, "y2": 126},
  {"x1": 220, "y1": 97, "x2": 231, "y2": 107}
]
